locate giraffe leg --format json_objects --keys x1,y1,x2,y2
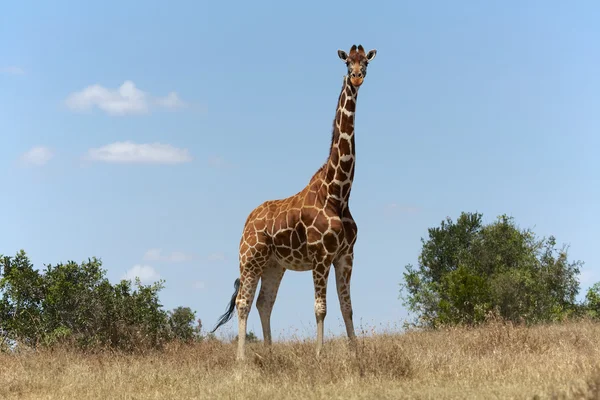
[
  {"x1": 334, "y1": 254, "x2": 357, "y2": 352},
  {"x1": 236, "y1": 242, "x2": 269, "y2": 361},
  {"x1": 236, "y1": 268, "x2": 260, "y2": 361},
  {"x1": 256, "y1": 261, "x2": 285, "y2": 346},
  {"x1": 312, "y1": 260, "x2": 332, "y2": 357}
]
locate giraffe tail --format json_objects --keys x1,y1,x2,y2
[{"x1": 210, "y1": 277, "x2": 240, "y2": 333}]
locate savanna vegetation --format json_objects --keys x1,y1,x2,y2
[
  {"x1": 1, "y1": 211, "x2": 599, "y2": 399},
  {"x1": 1, "y1": 320, "x2": 600, "y2": 399}
]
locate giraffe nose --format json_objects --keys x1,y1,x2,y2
[{"x1": 351, "y1": 72, "x2": 363, "y2": 78}]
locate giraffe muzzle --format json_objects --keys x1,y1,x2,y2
[{"x1": 350, "y1": 76, "x2": 364, "y2": 86}]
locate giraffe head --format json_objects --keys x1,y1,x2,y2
[{"x1": 337, "y1": 44, "x2": 377, "y2": 87}]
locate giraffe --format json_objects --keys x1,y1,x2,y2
[{"x1": 211, "y1": 44, "x2": 377, "y2": 361}]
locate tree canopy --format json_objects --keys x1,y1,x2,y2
[{"x1": 400, "y1": 212, "x2": 585, "y2": 328}]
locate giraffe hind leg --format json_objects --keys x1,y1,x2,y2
[
  {"x1": 256, "y1": 261, "x2": 285, "y2": 346},
  {"x1": 236, "y1": 242, "x2": 270, "y2": 361}
]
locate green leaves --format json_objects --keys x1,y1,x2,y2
[
  {"x1": 400, "y1": 212, "x2": 584, "y2": 328},
  {"x1": 0, "y1": 251, "x2": 203, "y2": 352},
  {"x1": 168, "y1": 306, "x2": 201, "y2": 342},
  {"x1": 584, "y1": 283, "x2": 600, "y2": 319}
]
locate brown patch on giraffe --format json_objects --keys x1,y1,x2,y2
[
  {"x1": 338, "y1": 137, "x2": 351, "y2": 156},
  {"x1": 343, "y1": 221, "x2": 358, "y2": 245},
  {"x1": 306, "y1": 226, "x2": 322, "y2": 243},
  {"x1": 348, "y1": 83, "x2": 356, "y2": 95},
  {"x1": 246, "y1": 234, "x2": 258, "y2": 247},
  {"x1": 281, "y1": 231, "x2": 293, "y2": 247},
  {"x1": 344, "y1": 267, "x2": 352, "y2": 282},
  {"x1": 286, "y1": 209, "x2": 298, "y2": 227},
  {"x1": 313, "y1": 210, "x2": 330, "y2": 233},
  {"x1": 304, "y1": 191, "x2": 317, "y2": 208},
  {"x1": 302, "y1": 208, "x2": 318, "y2": 226},
  {"x1": 277, "y1": 246, "x2": 292, "y2": 258},
  {"x1": 328, "y1": 181, "x2": 342, "y2": 197},
  {"x1": 340, "y1": 158, "x2": 353, "y2": 174},
  {"x1": 346, "y1": 86, "x2": 353, "y2": 97},
  {"x1": 329, "y1": 146, "x2": 340, "y2": 165},
  {"x1": 341, "y1": 182, "x2": 352, "y2": 199},
  {"x1": 340, "y1": 113, "x2": 353, "y2": 134},
  {"x1": 345, "y1": 99, "x2": 356, "y2": 113},
  {"x1": 290, "y1": 249, "x2": 301, "y2": 259},
  {"x1": 314, "y1": 262, "x2": 326, "y2": 275},
  {"x1": 323, "y1": 232, "x2": 338, "y2": 253},
  {"x1": 335, "y1": 110, "x2": 341, "y2": 126},
  {"x1": 325, "y1": 165, "x2": 336, "y2": 181},
  {"x1": 296, "y1": 222, "x2": 307, "y2": 242},
  {"x1": 334, "y1": 167, "x2": 349, "y2": 183},
  {"x1": 253, "y1": 219, "x2": 266, "y2": 231},
  {"x1": 256, "y1": 208, "x2": 268, "y2": 220},
  {"x1": 273, "y1": 215, "x2": 285, "y2": 233},
  {"x1": 329, "y1": 217, "x2": 343, "y2": 233},
  {"x1": 282, "y1": 211, "x2": 291, "y2": 228},
  {"x1": 291, "y1": 230, "x2": 301, "y2": 248}
]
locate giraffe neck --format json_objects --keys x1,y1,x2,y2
[{"x1": 322, "y1": 75, "x2": 359, "y2": 208}]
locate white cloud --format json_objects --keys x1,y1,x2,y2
[
  {"x1": 20, "y1": 146, "x2": 54, "y2": 166},
  {"x1": 123, "y1": 265, "x2": 161, "y2": 284},
  {"x1": 1, "y1": 66, "x2": 25, "y2": 75},
  {"x1": 143, "y1": 248, "x2": 193, "y2": 263},
  {"x1": 85, "y1": 141, "x2": 192, "y2": 164},
  {"x1": 154, "y1": 92, "x2": 186, "y2": 109},
  {"x1": 64, "y1": 80, "x2": 187, "y2": 116}
]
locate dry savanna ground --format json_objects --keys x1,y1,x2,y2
[{"x1": 1, "y1": 320, "x2": 600, "y2": 400}]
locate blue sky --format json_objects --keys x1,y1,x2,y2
[{"x1": 1, "y1": 1, "x2": 599, "y2": 340}]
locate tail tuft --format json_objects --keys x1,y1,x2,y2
[{"x1": 210, "y1": 278, "x2": 240, "y2": 333}]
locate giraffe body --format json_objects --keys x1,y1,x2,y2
[{"x1": 211, "y1": 45, "x2": 377, "y2": 360}]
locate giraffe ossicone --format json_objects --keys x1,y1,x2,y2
[{"x1": 211, "y1": 44, "x2": 377, "y2": 361}]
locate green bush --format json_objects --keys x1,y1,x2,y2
[
  {"x1": 584, "y1": 283, "x2": 600, "y2": 319},
  {"x1": 400, "y1": 212, "x2": 584, "y2": 328},
  {"x1": 0, "y1": 250, "x2": 203, "y2": 352}
]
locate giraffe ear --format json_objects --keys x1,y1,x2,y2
[
  {"x1": 337, "y1": 50, "x2": 348, "y2": 62},
  {"x1": 366, "y1": 49, "x2": 377, "y2": 62}
]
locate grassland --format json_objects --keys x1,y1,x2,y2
[{"x1": 1, "y1": 319, "x2": 600, "y2": 399}]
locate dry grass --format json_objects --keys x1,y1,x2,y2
[{"x1": 1, "y1": 320, "x2": 600, "y2": 399}]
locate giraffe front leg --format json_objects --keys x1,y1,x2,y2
[
  {"x1": 334, "y1": 254, "x2": 357, "y2": 352},
  {"x1": 256, "y1": 262, "x2": 285, "y2": 346},
  {"x1": 312, "y1": 260, "x2": 331, "y2": 357}
]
